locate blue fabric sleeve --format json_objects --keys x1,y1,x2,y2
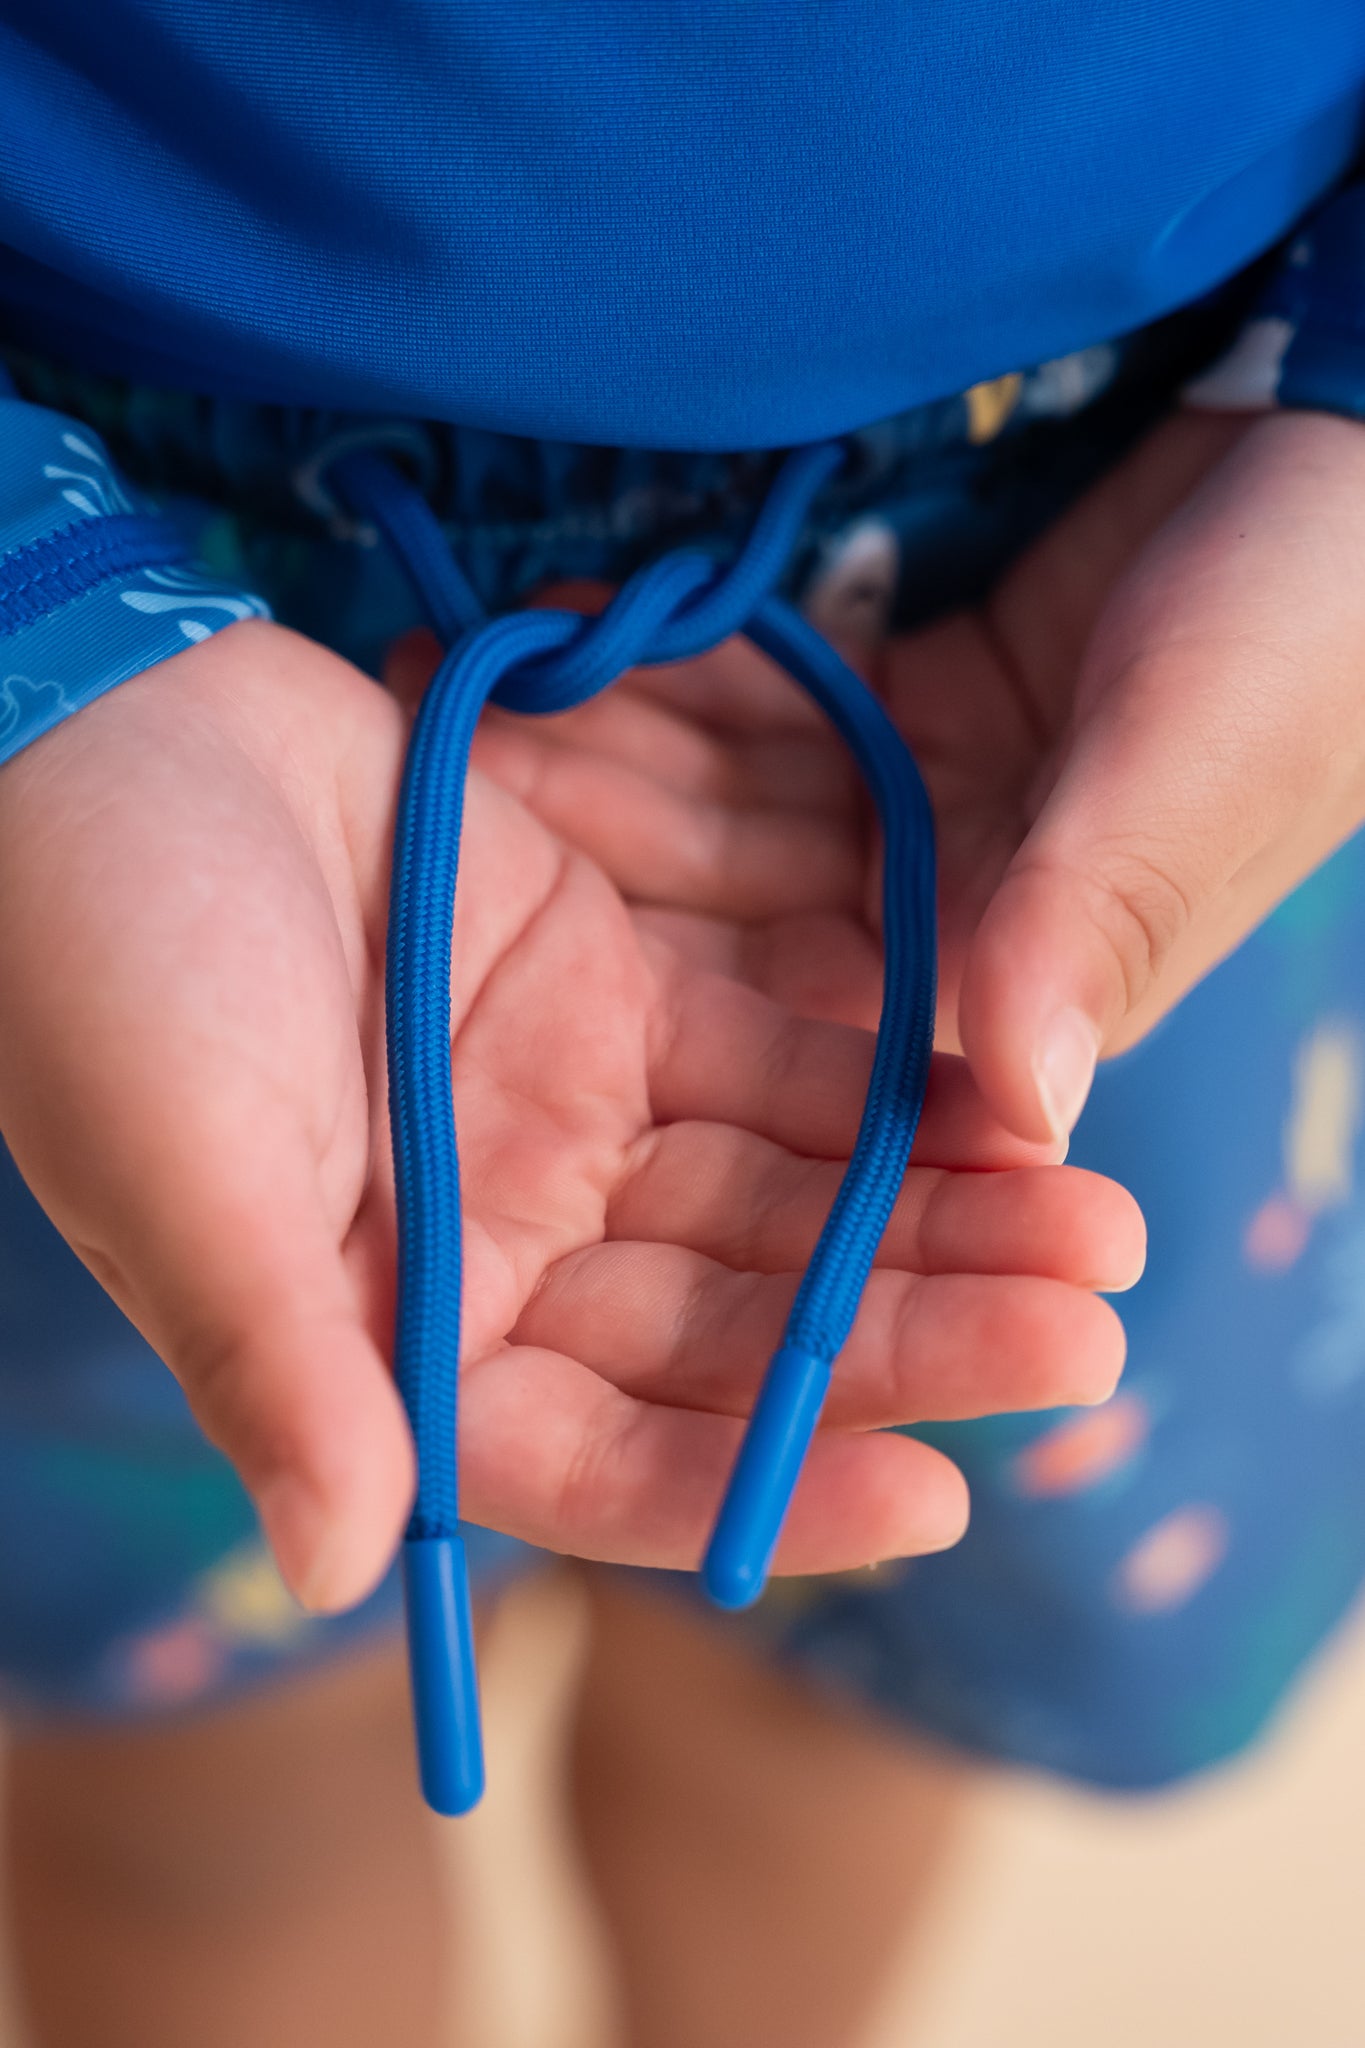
[
  {"x1": 1184, "y1": 175, "x2": 1365, "y2": 424},
  {"x1": 0, "y1": 396, "x2": 269, "y2": 768}
]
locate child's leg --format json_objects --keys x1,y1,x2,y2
[
  {"x1": 6, "y1": 1643, "x2": 448, "y2": 2048},
  {"x1": 571, "y1": 1574, "x2": 970, "y2": 2048}
]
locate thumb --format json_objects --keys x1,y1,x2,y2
[
  {"x1": 957, "y1": 731, "x2": 1191, "y2": 1145},
  {"x1": 0, "y1": 674, "x2": 416, "y2": 1615},
  {"x1": 134, "y1": 1130, "x2": 415, "y2": 1616},
  {"x1": 957, "y1": 625, "x2": 1330, "y2": 1144},
  {"x1": 5, "y1": 1078, "x2": 416, "y2": 1614},
  {"x1": 958, "y1": 410, "x2": 1365, "y2": 1145}
]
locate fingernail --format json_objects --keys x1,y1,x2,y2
[
  {"x1": 256, "y1": 1475, "x2": 335, "y2": 1612},
  {"x1": 1033, "y1": 1007, "x2": 1101, "y2": 1141}
]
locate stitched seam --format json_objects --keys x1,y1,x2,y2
[{"x1": 0, "y1": 516, "x2": 193, "y2": 632}]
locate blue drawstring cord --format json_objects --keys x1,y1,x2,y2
[{"x1": 330, "y1": 441, "x2": 937, "y2": 1815}]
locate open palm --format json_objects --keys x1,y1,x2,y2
[
  {"x1": 462, "y1": 408, "x2": 1365, "y2": 1155},
  {"x1": 436, "y1": 415, "x2": 1247, "y2": 1045},
  {"x1": 0, "y1": 618, "x2": 1141, "y2": 1612}
]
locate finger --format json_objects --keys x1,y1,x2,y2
[
  {"x1": 514, "y1": 1242, "x2": 1127, "y2": 1423},
  {"x1": 647, "y1": 959, "x2": 1066, "y2": 1168},
  {"x1": 635, "y1": 905, "x2": 884, "y2": 1028},
  {"x1": 383, "y1": 626, "x2": 442, "y2": 716},
  {"x1": 876, "y1": 609, "x2": 1043, "y2": 783},
  {"x1": 634, "y1": 634, "x2": 832, "y2": 735},
  {"x1": 982, "y1": 410, "x2": 1253, "y2": 734},
  {"x1": 139, "y1": 1138, "x2": 414, "y2": 1614},
  {"x1": 472, "y1": 715, "x2": 865, "y2": 919},
  {"x1": 957, "y1": 671, "x2": 1252, "y2": 1143},
  {"x1": 959, "y1": 412, "x2": 1365, "y2": 1142},
  {"x1": 871, "y1": 417, "x2": 1257, "y2": 1053},
  {"x1": 609, "y1": 1126, "x2": 1144, "y2": 1289},
  {"x1": 14, "y1": 1099, "x2": 414, "y2": 1617},
  {"x1": 459, "y1": 1342, "x2": 970, "y2": 1570},
  {"x1": 478, "y1": 690, "x2": 858, "y2": 813},
  {"x1": 182, "y1": 1273, "x2": 414, "y2": 1621},
  {"x1": 0, "y1": 664, "x2": 415, "y2": 1618}
]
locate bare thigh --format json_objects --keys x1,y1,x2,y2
[
  {"x1": 572, "y1": 1575, "x2": 972, "y2": 2048},
  {"x1": 4, "y1": 1642, "x2": 449, "y2": 2048}
]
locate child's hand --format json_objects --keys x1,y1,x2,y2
[
  {"x1": 463, "y1": 410, "x2": 1365, "y2": 1146},
  {"x1": 0, "y1": 620, "x2": 1142, "y2": 1610},
  {"x1": 388, "y1": 602, "x2": 890, "y2": 1032},
  {"x1": 910, "y1": 406, "x2": 1365, "y2": 1145}
]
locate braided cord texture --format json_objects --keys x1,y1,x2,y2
[{"x1": 343, "y1": 444, "x2": 937, "y2": 1542}]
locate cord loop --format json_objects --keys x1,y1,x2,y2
[{"x1": 329, "y1": 439, "x2": 937, "y2": 1813}]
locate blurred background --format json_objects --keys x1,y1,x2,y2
[{"x1": 6, "y1": 1565, "x2": 1355, "y2": 2048}]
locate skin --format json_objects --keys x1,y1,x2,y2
[
  {"x1": 6, "y1": 1580, "x2": 968, "y2": 2048},
  {"x1": 0, "y1": 618, "x2": 1141, "y2": 1613},
  {"x1": 453, "y1": 408, "x2": 1365, "y2": 1146},
  {"x1": 571, "y1": 1574, "x2": 970, "y2": 2048},
  {"x1": 7, "y1": 1649, "x2": 448, "y2": 2048},
  {"x1": 9, "y1": 402, "x2": 1358, "y2": 2048}
]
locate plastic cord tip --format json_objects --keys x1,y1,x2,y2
[
  {"x1": 402, "y1": 1535, "x2": 485, "y2": 1815},
  {"x1": 702, "y1": 1346, "x2": 833, "y2": 1610}
]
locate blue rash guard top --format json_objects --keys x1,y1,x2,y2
[{"x1": 0, "y1": 0, "x2": 1361, "y2": 450}]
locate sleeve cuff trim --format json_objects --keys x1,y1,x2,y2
[{"x1": 0, "y1": 513, "x2": 192, "y2": 636}]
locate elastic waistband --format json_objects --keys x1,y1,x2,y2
[{"x1": 0, "y1": 282, "x2": 1253, "y2": 570}]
